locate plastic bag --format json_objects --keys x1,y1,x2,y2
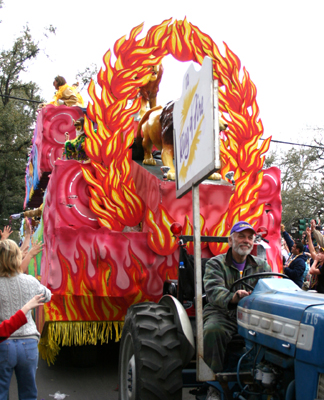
[{"x1": 49, "y1": 392, "x2": 69, "y2": 400}]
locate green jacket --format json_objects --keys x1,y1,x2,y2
[{"x1": 203, "y1": 248, "x2": 272, "y2": 318}]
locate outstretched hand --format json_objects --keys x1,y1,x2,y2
[
  {"x1": 21, "y1": 294, "x2": 46, "y2": 314},
  {"x1": 20, "y1": 240, "x2": 44, "y2": 273},
  {"x1": 0, "y1": 226, "x2": 13, "y2": 240},
  {"x1": 29, "y1": 241, "x2": 44, "y2": 257}
]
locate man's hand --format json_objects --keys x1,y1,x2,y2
[
  {"x1": 230, "y1": 290, "x2": 251, "y2": 304},
  {"x1": 281, "y1": 224, "x2": 285, "y2": 232},
  {"x1": 0, "y1": 226, "x2": 12, "y2": 240},
  {"x1": 306, "y1": 227, "x2": 312, "y2": 237}
]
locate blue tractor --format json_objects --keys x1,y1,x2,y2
[{"x1": 118, "y1": 234, "x2": 323, "y2": 400}]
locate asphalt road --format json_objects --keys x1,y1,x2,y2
[{"x1": 9, "y1": 342, "x2": 194, "y2": 400}]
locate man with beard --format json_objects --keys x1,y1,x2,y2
[{"x1": 203, "y1": 221, "x2": 271, "y2": 380}]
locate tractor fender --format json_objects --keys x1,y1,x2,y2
[{"x1": 159, "y1": 295, "x2": 195, "y2": 366}]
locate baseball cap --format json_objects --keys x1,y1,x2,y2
[{"x1": 230, "y1": 221, "x2": 256, "y2": 235}]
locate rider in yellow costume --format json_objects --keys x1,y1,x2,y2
[{"x1": 50, "y1": 76, "x2": 84, "y2": 107}]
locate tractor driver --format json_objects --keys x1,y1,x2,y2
[{"x1": 203, "y1": 221, "x2": 272, "y2": 374}]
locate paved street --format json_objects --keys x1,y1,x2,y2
[
  {"x1": 9, "y1": 343, "x2": 120, "y2": 400},
  {"x1": 9, "y1": 342, "x2": 194, "y2": 400}
]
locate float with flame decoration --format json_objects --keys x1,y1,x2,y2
[{"x1": 23, "y1": 18, "x2": 281, "y2": 364}]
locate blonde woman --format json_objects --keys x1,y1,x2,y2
[{"x1": 0, "y1": 239, "x2": 51, "y2": 400}]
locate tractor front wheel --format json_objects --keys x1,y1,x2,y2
[{"x1": 118, "y1": 302, "x2": 183, "y2": 400}]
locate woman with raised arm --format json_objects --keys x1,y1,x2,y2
[
  {"x1": 306, "y1": 227, "x2": 324, "y2": 293},
  {"x1": 0, "y1": 239, "x2": 52, "y2": 400}
]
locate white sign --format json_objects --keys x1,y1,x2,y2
[{"x1": 173, "y1": 57, "x2": 221, "y2": 198}]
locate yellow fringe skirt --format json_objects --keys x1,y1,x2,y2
[{"x1": 39, "y1": 320, "x2": 124, "y2": 365}]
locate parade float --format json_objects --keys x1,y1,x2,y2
[{"x1": 24, "y1": 18, "x2": 282, "y2": 364}]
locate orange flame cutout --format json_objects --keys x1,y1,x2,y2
[
  {"x1": 183, "y1": 215, "x2": 208, "y2": 254},
  {"x1": 84, "y1": 18, "x2": 270, "y2": 247},
  {"x1": 145, "y1": 205, "x2": 178, "y2": 256}
]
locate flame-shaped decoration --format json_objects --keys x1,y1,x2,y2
[
  {"x1": 183, "y1": 215, "x2": 208, "y2": 254},
  {"x1": 145, "y1": 204, "x2": 178, "y2": 255},
  {"x1": 44, "y1": 236, "x2": 171, "y2": 324},
  {"x1": 84, "y1": 18, "x2": 270, "y2": 242}
]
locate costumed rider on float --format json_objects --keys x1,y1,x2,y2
[
  {"x1": 63, "y1": 117, "x2": 89, "y2": 162},
  {"x1": 39, "y1": 75, "x2": 84, "y2": 108}
]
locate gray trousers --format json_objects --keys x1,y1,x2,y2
[{"x1": 203, "y1": 311, "x2": 237, "y2": 372}]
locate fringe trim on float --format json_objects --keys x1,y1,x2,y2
[{"x1": 38, "y1": 321, "x2": 124, "y2": 365}]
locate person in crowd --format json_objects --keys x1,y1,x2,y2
[
  {"x1": 281, "y1": 224, "x2": 306, "y2": 288},
  {"x1": 306, "y1": 227, "x2": 324, "y2": 293},
  {"x1": 281, "y1": 237, "x2": 289, "y2": 264},
  {"x1": 0, "y1": 294, "x2": 46, "y2": 342},
  {"x1": 0, "y1": 219, "x2": 43, "y2": 272},
  {"x1": 301, "y1": 232, "x2": 310, "y2": 253},
  {"x1": 203, "y1": 221, "x2": 271, "y2": 399},
  {"x1": 302, "y1": 257, "x2": 311, "y2": 290},
  {"x1": 0, "y1": 239, "x2": 52, "y2": 400},
  {"x1": 19, "y1": 217, "x2": 33, "y2": 258},
  {"x1": 309, "y1": 255, "x2": 324, "y2": 293},
  {"x1": 310, "y1": 219, "x2": 324, "y2": 247}
]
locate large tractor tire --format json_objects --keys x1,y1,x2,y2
[{"x1": 118, "y1": 302, "x2": 183, "y2": 400}]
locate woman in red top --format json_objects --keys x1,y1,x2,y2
[{"x1": 0, "y1": 294, "x2": 45, "y2": 342}]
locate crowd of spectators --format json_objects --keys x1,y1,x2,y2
[
  {"x1": 0, "y1": 221, "x2": 42, "y2": 273},
  {"x1": 281, "y1": 219, "x2": 324, "y2": 292}
]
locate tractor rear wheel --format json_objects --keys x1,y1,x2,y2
[{"x1": 118, "y1": 302, "x2": 183, "y2": 400}]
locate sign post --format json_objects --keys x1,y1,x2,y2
[{"x1": 173, "y1": 57, "x2": 221, "y2": 381}]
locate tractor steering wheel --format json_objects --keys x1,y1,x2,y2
[{"x1": 230, "y1": 272, "x2": 289, "y2": 293}]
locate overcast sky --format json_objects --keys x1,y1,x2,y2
[{"x1": 1, "y1": 0, "x2": 324, "y2": 148}]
